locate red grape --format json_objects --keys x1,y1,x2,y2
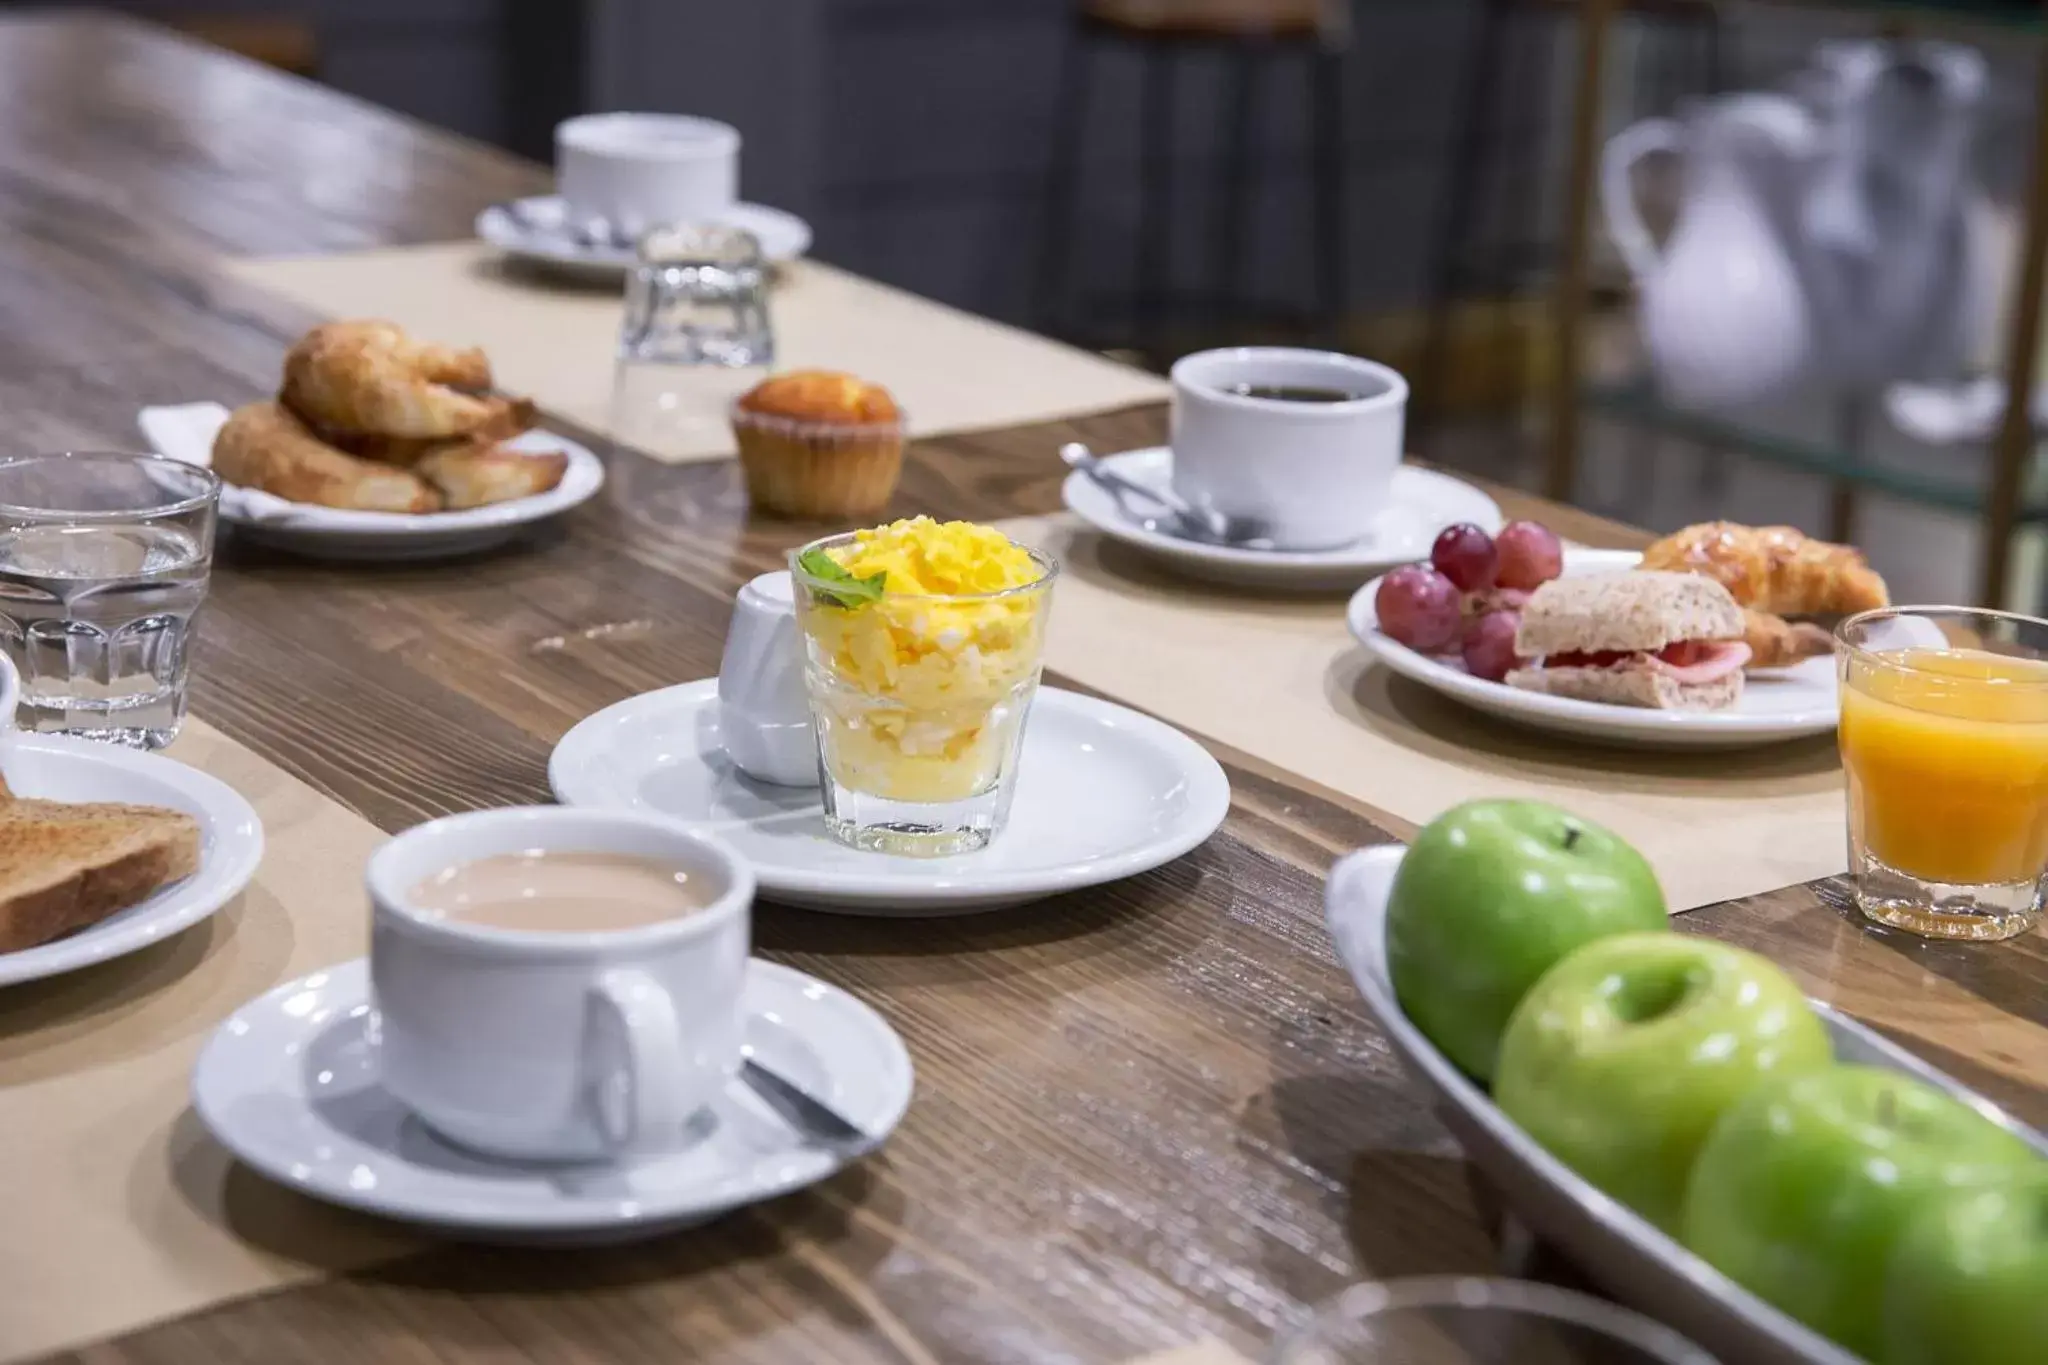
[
  {"x1": 1461, "y1": 609, "x2": 1523, "y2": 682},
  {"x1": 1430, "y1": 522, "x2": 1499, "y2": 592},
  {"x1": 1375, "y1": 565, "x2": 1462, "y2": 652},
  {"x1": 1495, "y1": 520, "x2": 1564, "y2": 591}
]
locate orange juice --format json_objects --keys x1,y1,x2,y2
[{"x1": 1839, "y1": 648, "x2": 2048, "y2": 884}]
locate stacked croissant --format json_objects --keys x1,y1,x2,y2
[
  {"x1": 211, "y1": 320, "x2": 566, "y2": 513},
  {"x1": 1638, "y1": 522, "x2": 1889, "y2": 668}
]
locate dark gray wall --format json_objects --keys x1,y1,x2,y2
[{"x1": 589, "y1": 0, "x2": 1547, "y2": 329}]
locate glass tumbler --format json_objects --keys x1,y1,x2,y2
[
  {"x1": 611, "y1": 223, "x2": 773, "y2": 460},
  {"x1": 790, "y1": 532, "x2": 1057, "y2": 857},
  {"x1": 1837, "y1": 606, "x2": 2048, "y2": 941},
  {"x1": 618, "y1": 223, "x2": 772, "y2": 369},
  {"x1": 0, "y1": 452, "x2": 219, "y2": 749},
  {"x1": 1268, "y1": 1278, "x2": 1714, "y2": 1365}
]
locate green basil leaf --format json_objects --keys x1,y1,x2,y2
[{"x1": 797, "y1": 548, "x2": 886, "y2": 608}]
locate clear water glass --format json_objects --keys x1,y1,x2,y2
[
  {"x1": 790, "y1": 532, "x2": 1057, "y2": 857},
  {"x1": 0, "y1": 452, "x2": 218, "y2": 749},
  {"x1": 611, "y1": 223, "x2": 773, "y2": 459},
  {"x1": 619, "y1": 223, "x2": 772, "y2": 368},
  {"x1": 1268, "y1": 1279, "x2": 1715, "y2": 1365}
]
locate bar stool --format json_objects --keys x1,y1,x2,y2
[{"x1": 1038, "y1": 0, "x2": 1349, "y2": 365}]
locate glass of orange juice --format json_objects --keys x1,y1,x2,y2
[{"x1": 1836, "y1": 607, "x2": 2048, "y2": 941}]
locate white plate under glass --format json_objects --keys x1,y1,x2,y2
[{"x1": 549, "y1": 682, "x2": 1232, "y2": 915}]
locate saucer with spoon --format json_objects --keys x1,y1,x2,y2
[{"x1": 1060, "y1": 348, "x2": 1501, "y2": 590}]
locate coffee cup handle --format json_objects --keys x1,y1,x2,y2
[{"x1": 585, "y1": 968, "x2": 692, "y2": 1152}]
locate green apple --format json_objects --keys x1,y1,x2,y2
[
  {"x1": 1493, "y1": 932, "x2": 1831, "y2": 1231},
  {"x1": 1882, "y1": 1169, "x2": 2048, "y2": 1365},
  {"x1": 1681, "y1": 1065, "x2": 2042, "y2": 1361},
  {"x1": 1386, "y1": 800, "x2": 1666, "y2": 1082}
]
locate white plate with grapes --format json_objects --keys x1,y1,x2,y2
[{"x1": 1346, "y1": 526, "x2": 1840, "y2": 750}]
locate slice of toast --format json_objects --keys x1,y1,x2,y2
[{"x1": 0, "y1": 800, "x2": 202, "y2": 952}]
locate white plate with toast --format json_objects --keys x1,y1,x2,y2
[
  {"x1": 139, "y1": 403, "x2": 607, "y2": 562},
  {"x1": 0, "y1": 733, "x2": 265, "y2": 987},
  {"x1": 1347, "y1": 549, "x2": 1841, "y2": 750}
]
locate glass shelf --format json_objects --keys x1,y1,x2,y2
[
  {"x1": 1582, "y1": 379, "x2": 2048, "y2": 522},
  {"x1": 1749, "y1": 0, "x2": 2045, "y2": 30}
]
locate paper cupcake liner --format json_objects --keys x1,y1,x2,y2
[{"x1": 730, "y1": 404, "x2": 907, "y2": 519}]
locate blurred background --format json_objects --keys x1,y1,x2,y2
[{"x1": 32, "y1": 0, "x2": 2048, "y2": 607}]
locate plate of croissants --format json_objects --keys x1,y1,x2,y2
[{"x1": 139, "y1": 320, "x2": 604, "y2": 561}]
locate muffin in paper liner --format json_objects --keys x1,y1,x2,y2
[{"x1": 729, "y1": 404, "x2": 906, "y2": 520}]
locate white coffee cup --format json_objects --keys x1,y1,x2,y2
[
  {"x1": 368, "y1": 807, "x2": 753, "y2": 1163},
  {"x1": 717, "y1": 570, "x2": 818, "y2": 788},
  {"x1": 1169, "y1": 347, "x2": 1409, "y2": 550},
  {"x1": 556, "y1": 112, "x2": 741, "y2": 239}
]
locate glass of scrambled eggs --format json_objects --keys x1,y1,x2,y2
[{"x1": 790, "y1": 517, "x2": 1057, "y2": 856}]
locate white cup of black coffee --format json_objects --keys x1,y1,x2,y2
[{"x1": 1169, "y1": 347, "x2": 1408, "y2": 550}]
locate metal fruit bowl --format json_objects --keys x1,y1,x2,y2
[{"x1": 1324, "y1": 844, "x2": 2048, "y2": 1365}]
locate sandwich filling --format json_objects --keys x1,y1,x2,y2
[{"x1": 1539, "y1": 639, "x2": 1752, "y2": 685}]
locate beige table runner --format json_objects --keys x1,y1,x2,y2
[
  {"x1": 0, "y1": 720, "x2": 420, "y2": 1363},
  {"x1": 1001, "y1": 515, "x2": 1849, "y2": 913},
  {"x1": 223, "y1": 242, "x2": 1169, "y2": 463}
]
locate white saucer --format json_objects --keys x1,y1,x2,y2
[
  {"x1": 0, "y1": 734, "x2": 264, "y2": 987},
  {"x1": 476, "y1": 196, "x2": 814, "y2": 279},
  {"x1": 1062, "y1": 446, "x2": 1504, "y2": 591},
  {"x1": 191, "y1": 956, "x2": 912, "y2": 1242},
  {"x1": 549, "y1": 682, "x2": 1231, "y2": 915},
  {"x1": 139, "y1": 403, "x2": 607, "y2": 562},
  {"x1": 1346, "y1": 548, "x2": 1841, "y2": 750}
]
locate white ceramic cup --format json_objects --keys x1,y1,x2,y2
[
  {"x1": 717, "y1": 570, "x2": 818, "y2": 788},
  {"x1": 556, "y1": 112, "x2": 741, "y2": 239},
  {"x1": 368, "y1": 807, "x2": 754, "y2": 1163},
  {"x1": 1169, "y1": 347, "x2": 1409, "y2": 550}
]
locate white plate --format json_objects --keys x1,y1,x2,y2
[
  {"x1": 1346, "y1": 548, "x2": 1840, "y2": 749},
  {"x1": 1326, "y1": 845, "x2": 2047, "y2": 1365},
  {"x1": 138, "y1": 404, "x2": 607, "y2": 561},
  {"x1": 0, "y1": 734, "x2": 264, "y2": 987},
  {"x1": 191, "y1": 956, "x2": 912, "y2": 1243},
  {"x1": 1062, "y1": 447, "x2": 1503, "y2": 590},
  {"x1": 549, "y1": 682, "x2": 1231, "y2": 915},
  {"x1": 476, "y1": 196, "x2": 814, "y2": 279}
]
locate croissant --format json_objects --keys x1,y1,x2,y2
[
  {"x1": 416, "y1": 444, "x2": 568, "y2": 510},
  {"x1": 212, "y1": 401, "x2": 442, "y2": 513},
  {"x1": 281, "y1": 320, "x2": 502, "y2": 439},
  {"x1": 1639, "y1": 523, "x2": 1888, "y2": 615},
  {"x1": 1743, "y1": 609, "x2": 1834, "y2": 670},
  {"x1": 326, "y1": 398, "x2": 538, "y2": 468}
]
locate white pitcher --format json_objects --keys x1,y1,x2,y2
[{"x1": 1602, "y1": 94, "x2": 1820, "y2": 408}]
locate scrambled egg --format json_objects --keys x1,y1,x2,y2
[{"x1": 799, "y1": 518, "x2": 1052, "y2": 802}]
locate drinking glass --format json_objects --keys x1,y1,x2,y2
[
  {"x1": 1836, "y1": 606, "x2": 2048, "y2": 941},
  {"x1": 790, "y1": 531, "x2": 1057, "y2": 856},
  {"x1": 1268, "y1": 1279, "x2": 1715, "y2": 1365},
  {"x1": 0, "y1": 452, "x2": 219, "y2": 749},
  {"x1": 611, "y1": 223, "x2": 772, "y2": 459},
  {"x1": 619, "y1": 223, "x2": 772, "y2": 369}
]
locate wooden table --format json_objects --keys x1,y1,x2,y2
[{"x1": 5, "y1": 13, "x2": 2044, "y2": 1365}]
